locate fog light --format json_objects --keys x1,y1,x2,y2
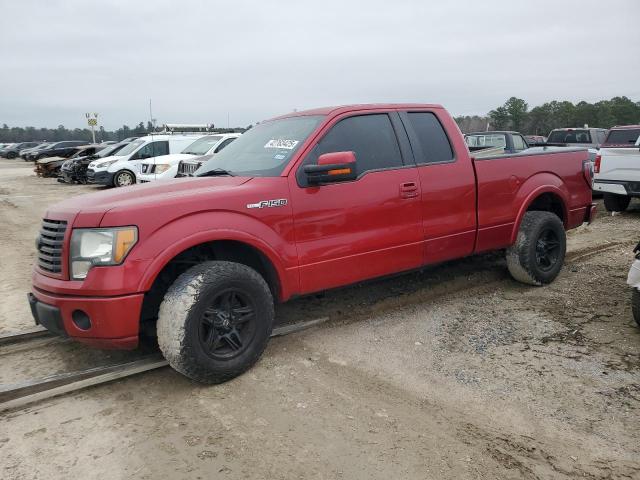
[{"x1": 71, "y1": 310, "x2": 91, "y2": 330}]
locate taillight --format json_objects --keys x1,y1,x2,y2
[
  {"x1": 583, "y1": 160, "x2": 594, "y2": 187},
  {"x1": 594, "y1": 154, "x2": 601, "y2": 174}
]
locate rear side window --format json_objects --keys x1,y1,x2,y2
[
  {"x1": 133, "y1": 141, "x2": 169, "y2": 159},
  {"x1": 512, "y1": 135, "x2": 527, "y2": 151},
  {"x1": 310, "y1": 114, "x2": 403, "y2": 175},
  {"x1": 548, "y1": 130, "x2": 591, "y2": 144},
  {"x1": 407, "y1": 112, "x2": 454, "y2": 164},
  {"x1": 604, "y1": 129, "x2": 640, "y2": 146}
]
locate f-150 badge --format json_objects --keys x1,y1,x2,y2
[{"x1": 246, "y1": 199, "x2": 288, "y2": 209}]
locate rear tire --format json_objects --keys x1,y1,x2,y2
[
  {"x1": 157, "y1": 261, "x2": 274, "y2": 384},
  {"x1": 632, "y1": 289, "x2": 640, "y2": 327},
  {"x1": 113, "y1": 170, "x2": 135, "y2": 187},
  {"x1": 506, "y1": 211, "x2": 566, "y2": 286},
  {"x1": 7, "y1": 152, "x2": 16, "y2": 159},
  {"x1": 603, "y1": 193, "x2": 630, "y2": 212}
]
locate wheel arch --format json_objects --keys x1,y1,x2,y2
[
  {"x1": 137, "y1": 231, "x2": 290, "y2": 332},
  {"x1": 510, "y1": 178, "x2": 569, "y2": 245}
]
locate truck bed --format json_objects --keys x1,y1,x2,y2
[{"x1": 473, "y1": 147, "x2": 591, "y2": 253}]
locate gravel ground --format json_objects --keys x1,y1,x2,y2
[{"x1": 0, "y1": 159, "x2": 639, "y2": 479}]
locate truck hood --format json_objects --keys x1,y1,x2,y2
[{"x1": 46, "y1": 176, "x2": 252, "y2": 226}]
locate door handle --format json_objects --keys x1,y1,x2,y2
[{"x1": 399, "y1": 182, "x2": 418, "y2": 199}]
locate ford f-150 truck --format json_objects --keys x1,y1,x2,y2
[{"x1": 29, "y1": 104, "x2": 596, "y2": 384}]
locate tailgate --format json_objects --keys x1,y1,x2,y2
[{"x1": 596, "y1": 148, "x2": 640, "y2": 182}]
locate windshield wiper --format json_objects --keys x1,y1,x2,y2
[{"x1": 196, "y1": 168, "x2": 234, "y2": 177}]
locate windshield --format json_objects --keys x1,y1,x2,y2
[
  {"x1": 465, "y1": 134, "x2": 507, "y2": 148},
  {"x1": 197, "y1": 115, "x2": 324, "y2": 177},
  {"x1": 182, "y1": 135, "x2": 224, "y2": 155},
  {"x1": 604, "y1": 129, "x2": 640, "y2": 146},
  {"x1": 548, "y1": 129, "x2": 592, "y2": 144},
  {"x1": 115, "y1": 139, "x2": 144, "y2": 157},
  {"x1": 96, "y1": 142, "x2": 127, "y2": 158}
]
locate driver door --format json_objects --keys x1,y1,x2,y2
[{"x1": 288, "y1": 112, "x2": 423, "y2": 294}]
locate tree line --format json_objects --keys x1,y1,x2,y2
[
  {"x1": 0, "y1": 121, "x2": 249, "y2": 143},
  {"x1": 455, "y1": 96, "x2": 640, "y2": 134},
  {"x1": 3, "y1": 96, "x2": 639, "y2": 141}
]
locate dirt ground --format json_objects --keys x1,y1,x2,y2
[{"x1": 0, "y1": 159, "x2": 639, "y2": 480}]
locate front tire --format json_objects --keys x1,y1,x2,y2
[
  {"x1": 157, "y1": 261, "x2": 274, "y2": 384},
  {"x1": 113, "y1": 170, "x2": 135, "y2": 187},
  {"x1": 506, "y1": 211, "x2": 566, "y2": 286},
  {"x1": 603, "y1": 193, "x2": 630, "y2": 212}
]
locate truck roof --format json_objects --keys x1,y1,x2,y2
[
  {"x1": 273, "y1": 103, "x2": 445, "y2": 119},
  {"x1": 610, "y1": 124, "x2": 640, "y2": 130}
]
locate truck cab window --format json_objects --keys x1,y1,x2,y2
[
  {"x1": 308, "y1": 114, "x2": 403, "y2": 176},
  {"x1": 406, "y1": 112, "x2": 454, "y2": 163},
  {"x1": 512, "y1": 135, "x2": 527, "y2": 151}
]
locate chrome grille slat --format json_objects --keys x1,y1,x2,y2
[
  {"x1": 178, "y1": 161, "x2": 202, "y2": 177},
  {"x1": 38, "y1": 219, "x2": 67, "y2": 274}
]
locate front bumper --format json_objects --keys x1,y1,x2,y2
[
  {"x1": 86, "y1": 169, "x2": 114, "y2": 185},
  {"x1": 28, "y1": 289, "x2": 144, "y2": 349}
]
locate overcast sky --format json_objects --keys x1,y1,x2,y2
[{"x1": 1, "y1": 0, "x2": 638, "y2": 130}]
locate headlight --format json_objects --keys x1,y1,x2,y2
[
  {"x1": 155, "y1": 164, "x2": 170, "y2": 173},
  {"x1": 70, "y1": 227, "x2": 138, "y2": 280},
  {"x1": 95, "y1": 159, "x2": 118, "y2": 168}
]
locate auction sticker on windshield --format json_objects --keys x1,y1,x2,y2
[{"x1": 264, "y1": 139, "x2": 299, "y2": 149}]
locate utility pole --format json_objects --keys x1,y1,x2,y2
[
  {"x1": 149, "y1": 99, "x2": 157, "y2": 131},
  {"x1": 85, "y1": 112, "x2": 98, "y2": 143}
]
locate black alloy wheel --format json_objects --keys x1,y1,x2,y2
[
  {"x1": 535, "y1": 228, "x2": 561, "y2": 272},
  {"x1": 198, "y1": 289, "x2": 257, "y2": 360}
]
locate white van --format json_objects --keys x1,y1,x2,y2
[
  {"x1": 86, "y1": 134, "x2": 209, "y2": 187},
  {"x1": 136, "y1": 133, "x2": 240, "y2": 183}
]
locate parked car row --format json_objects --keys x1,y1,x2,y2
[{"x1": 83, "y1": 132, "x2": 240, "y2": 187}]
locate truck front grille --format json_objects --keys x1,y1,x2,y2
[
  {"x1": 177, "y1": 161, "x2": 202, "y2": 177},
  {"x1": 38, "y1": 219, "x2": 67, "y2": 273}
]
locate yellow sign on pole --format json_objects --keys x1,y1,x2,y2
[{"x1": 87, "y1": 118, "x2": 97, "y2": 126}]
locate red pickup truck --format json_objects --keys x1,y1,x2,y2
[{"x1": 29, "y1": 104, "x2": 596, "y2": 383}]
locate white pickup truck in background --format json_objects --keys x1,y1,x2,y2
[
  {"x1": 136, "y1": 133, "x2": 240, "y2": 183},
  {"x1": 593, "y1": 125, "x2": 640, "y2": 211}
]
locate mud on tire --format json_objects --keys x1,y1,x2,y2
[
  {"x1": 506, "y1": 211, "x2": 566, "y2": 286},
  {"x1": 157, "y1": 261, "x2": 274, "y2": 384}
]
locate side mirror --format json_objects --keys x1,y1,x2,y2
[{"x1": 304, "y1": 151, "x2": 357, "y2": 185}]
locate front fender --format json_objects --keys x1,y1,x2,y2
[{"x1": 135, "y1": 211, "x2": 298, "y2": 300}]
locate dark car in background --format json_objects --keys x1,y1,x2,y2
[
  {"x1": 59, "y1": 140, "x2": 133, "y2": 184},
  {"x1": 20, "y1": 142, "x2": 51, "y2": 160},
  {"x1": 25, "y1": 140, "x2": 89, "y2": 161},
  {"x1": 1, "y1": 141, "x2": 41, "y2": 158},
  {"x1": 35, "y1": 144, "x2": 105, "y2": 177}
]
